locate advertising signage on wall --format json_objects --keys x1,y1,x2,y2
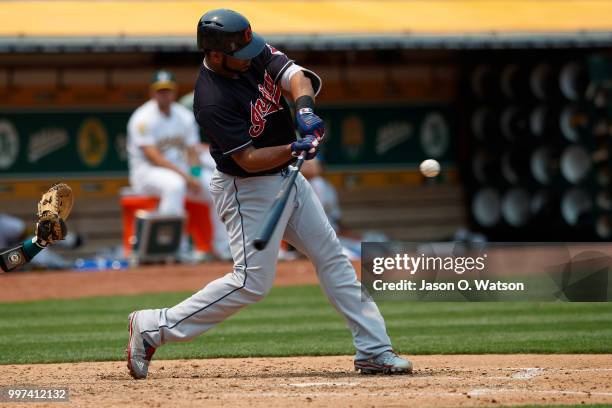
[
  {"x1": 319, "y1": 105, "x2": 454, "y2": 169},
  {"x1": 0, "y1": 112, "x2": 129, "y2": 178},
  {"x1": 0, "y1": 105, "x2": 454, "y2": 178}
]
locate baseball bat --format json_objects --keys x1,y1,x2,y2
[{"x1": 253, "y1": 155, "x2": 305, "y2": 250}]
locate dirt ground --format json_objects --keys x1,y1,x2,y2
[
  {"x1": 0, "y1": 260, "x2": 324, "y2": 302},
  {"x1": 1, "y1": 355, "x2": 611, "y2": 407},
  {"x1": 2, "y1": 262, "x2": 612, "y2": 407}
]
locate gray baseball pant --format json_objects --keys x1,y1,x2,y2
[{"x1": 137, "y1": 168, "x2": 392, "y2": 360}]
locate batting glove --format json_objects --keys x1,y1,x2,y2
[
  {"x1": 296, "y1": 108, "x2": 325, "y2": 141},
  {"x1": 291, "y1": 135, "x2": 319, "y2": 160}
]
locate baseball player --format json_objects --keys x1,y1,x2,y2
[
  {"x1": 126, "y1": 9, "x2": 412, "y2": 378},
  {"x1": 127, "y1": 71, "x2": 230, "y2": 259},
  {"x1": 300, "y1": 158, "x2": 343, "y2": 233}
]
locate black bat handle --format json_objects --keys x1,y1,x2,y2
[{"x1": 253, "y1": 155, "x2": 305, "y2": 251}]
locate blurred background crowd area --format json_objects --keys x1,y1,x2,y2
[{"x1": 0, "y1": 1, "x2": 611, "y2": 266}]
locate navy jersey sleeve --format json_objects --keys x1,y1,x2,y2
[
  {"x1": 262, "y1": 44, "x2": 294, "y2": 84},
  {"x1": 196, "y1": 105, "x2": 252, "y2": 156}
]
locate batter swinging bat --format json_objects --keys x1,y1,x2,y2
[{"x1": 253, "y1": 155, "x2": 305, "y2": 250}]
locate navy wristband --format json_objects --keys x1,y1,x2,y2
[{"x1": 295, "y1": 95, "x2": 315, "y2": 111}]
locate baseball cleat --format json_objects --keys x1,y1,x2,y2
[
  {"x1": 354, "y1": 350, "x2": 413, "y2": 375},
  {"x1": 126, "y1": 311, "x2": 156, "y2": 379}
]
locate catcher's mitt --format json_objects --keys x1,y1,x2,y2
[{"x1": 36, "y1": 183, "x2": 74, "y2": 245}]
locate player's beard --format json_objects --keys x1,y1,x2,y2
[{"x1": 222, "y1": 55, "x2": 250, "y2": 75}]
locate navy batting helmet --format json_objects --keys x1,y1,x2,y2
[{"x1": 197, "y1": 9, "x2": 265, "y2": 59}]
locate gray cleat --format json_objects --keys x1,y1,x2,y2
[
  {"x1": 126, "y1": 311, "x2": 156, "y2": 379},
  {"x1": 354, "y1": 350, "x2": 413, "y2": 374}
]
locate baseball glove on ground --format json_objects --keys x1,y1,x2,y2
[{"x1": 36, "y1": 183, "x2": 74, "y2": 245}]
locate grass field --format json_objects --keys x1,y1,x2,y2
[{"x1": 0, "y1": 285, "x2": 611, "y2": 365}]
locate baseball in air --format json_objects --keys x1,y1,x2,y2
[{"x1": 420, "y1": 159, "x2": 441, "y2": 177}]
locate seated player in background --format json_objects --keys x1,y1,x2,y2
[
  {"x1": 127, "y1": 70, "x2": 231, "y2": 260},
  {"x1": 300, "y1": 157, "x2": 343, "y2": 232},
  {"x1": 0, "y1": 213, "x2": 27, "y2": 249}
]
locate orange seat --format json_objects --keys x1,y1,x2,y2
[{"x1": 120, "y1": 195, "x2": 212, "y2": 255}]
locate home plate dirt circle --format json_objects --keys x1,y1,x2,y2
[{"x1": 1, "y1": 354, "x2": 611, "y2": 407}]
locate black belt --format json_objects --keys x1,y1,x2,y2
[{"x1": 220, "y1": 165, "x2": 291, "y2": 179}]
